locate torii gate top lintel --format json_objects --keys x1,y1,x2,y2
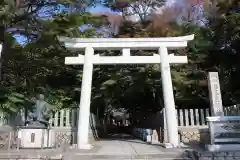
[
  {"x1": 58, "y1": 34, "x2": 194, "y2": 65},
  {"x1": 58, "y1": 34, "x2": 194, "y2": 50}
]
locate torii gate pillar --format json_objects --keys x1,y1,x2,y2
[
  {"x1": 76, "y1": 47, "x2": 94, "y2": 149},
  {"x1": 159, "y1": 47, "x2": 179, "y2": 147},
  {"x1": 59, "y1": 35, "x2": 194, "y2": 149}
]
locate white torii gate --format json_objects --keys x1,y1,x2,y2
[{"x1": 58, "y1": 35, "x2": 194, "y2": 149}]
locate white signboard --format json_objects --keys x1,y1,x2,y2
[{"x1": 208, "y1": 72, "x2": 224, "y2": 116}]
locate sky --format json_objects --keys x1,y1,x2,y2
[
  {"x1": 87, "y1": 0, "x2": 179, "y2": 13},
  {"x1": 88, "y1": 4, "x2": 113, "y2": 13},
  {"x1": 14, "y1": 4, "x2": 114, "y2": 45},
  {"x1": 14, "y1": 0, "x2": 203, "y2": 44}
]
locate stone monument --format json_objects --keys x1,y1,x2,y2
[
  {"x1": 207, "y1": 72, "x2": 227, "y2": 151},
  {"x1": 208, "y1": 72, "x2": 224, "y2": 116},
  {"x1": 17, "y1": 94, "x2": 55, "y2": 148}
]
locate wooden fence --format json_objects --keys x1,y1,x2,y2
[
  {"x1": 0, "y1": 109, "x2": 79, "y2": 128},
  {"x1": 49, "y1": 109, "x2": 78, "y2": 128},
  {"x1": 177, "y1": 108, "x2": 210, "y2": 127},
  {"x1": 0, "y1": 104, "x2": 240, "y2": 128},
  {"x1": 176, "y1": 105, "x2": 240, "y2": 127},
  {"x1": 49, "y1": 108, "x2": 211, "y2": 128}
]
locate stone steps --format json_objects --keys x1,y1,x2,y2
[
  {"x1": 0, "y1": 151, "x2": 194, "y2": 160},
  {"x1": 0, "y1": 145, "x2": 194, "y2": 160},
  {"x1": 64, "y1": 157, "x2": 191, "y2": 159},
  {"x1": 63, "y1": 152, "x2": 193, "y2": 160},
  {"x1": 193, "y1": 150, "x2": 240, "y2": 160}
]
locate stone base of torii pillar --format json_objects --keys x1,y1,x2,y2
[
  {"x1": 79, "y1": 130, "x2": 94, "y2": 149},
  {"x1": 79, "y1": 114, "x2": 97, "y2": 149},
  {"x1": 71, "y1": 127, "x2": 95, "y2": 150}
]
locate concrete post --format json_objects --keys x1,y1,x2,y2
[
  {"x1": 159, "y1": 47, "x2": 179, "y2": 147},
  {"x1": 77, "y1": 47, "x2": 94, "y2": 149}
]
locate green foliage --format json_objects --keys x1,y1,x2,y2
[
  {"x1": 1, "y1": 0, "x2": 239, "y2": 118},
  {"x1": 206, "y1": 0, "x2": 240, "y2": 104},
  {"x1": 51, "y1": 12, "x2": 104, "y2": 37},
  {"x1": 91, "y1": 0, "x2": 240, "y2": 114},
  {"x1": 0, "y1": 85, "x2": 33, "y2": 113},
  {"x1": 0, "y1": 0, "x2": 105, "y2": 114}
]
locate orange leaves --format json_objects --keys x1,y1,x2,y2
[
  {"x1": 145, "y1": 7, "x2": 178, "y2": 37},
  {"x1": 92, "y1": 12, "x2": 125, "y2": 27},
  {"x1": 104, "y1": 13, "x2": 125, "y2": 28},
  {"x1": 116, "y1": 6, "x2": 182, "y2": 38},
  {"x1": 119, "y1": 32, "x2": 149, "y2": 38},
  {"x1": 93, "y1": 0, "x2": 209, "y2": 37}
]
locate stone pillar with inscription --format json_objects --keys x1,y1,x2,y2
[{"x1": 208, "y1": 72, "x2": 224, "y2": 116}]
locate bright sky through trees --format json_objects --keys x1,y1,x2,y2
[{"x1": 14, "y1": 0, "x2": 204, "y2": 44}]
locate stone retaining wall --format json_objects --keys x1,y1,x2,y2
[
  {"x1": 133, "y1": 109, "x2": 211, "y2": 145},
  {"x1": 178, "y1": 127, "x2": 210, "y2": 145},
  {"x1": 132, "y1": 126, "x2": 210, "y2": 145},
  {"x1": 0, "y1": 127, "x2": 78, "y2": 150}
]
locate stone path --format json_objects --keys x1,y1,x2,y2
[
  {"x1": 66, "y1": 134, "x2": 191, "y2": 159},
  {"x1": 91, "y1": 139, "x2": 167, "y2": 155},
  {"x1": 0, "y1": 134, "x2": 192, "y2": 159}
]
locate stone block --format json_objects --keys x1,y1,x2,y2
[
  {"x1": 225, "y1": 152, "x2": 234, "y2": 157},
  {"x1": 234, "y1": 152, "x2": 240, "y2": 157},
  {"x1": 196, "y1": 151, "x2": 240, "y2": 160},
  {"x1": 225, "y1": 157, "x2": 235, "y2": 160},
  {"x1": 213, "y1": 157, "x2": 225, "y2": 160},
  {"x1": 199, "y1": 157, "x2": 211, "y2": 160},
  {"x1": 55, "y1": 131, "x2": 72, "y2": 147},
  {"x1": 50, "y1": 154, "x2": 63, "y2": 159},
  {"x1": 151, "y1": 130, "x2": 159, "y2": 144},
  {"x1": 213, "y1": 152, "x2": 227, "y2": 157},
  {"x1": 201, "y1": 152, "x2": 213, "y2": 157},
  {"x1": 18, "y1": 128, "x2": 55, "y2": 148},
  {"x1": 179, "y1": 128, "x2": 210, "y2": 145},
  {"x1": 146, "y1": 135, "x2": 151, "y2": 143}
]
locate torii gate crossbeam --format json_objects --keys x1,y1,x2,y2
[{"x1": 58, "y1": 35, "x2": 194, "y2": 149}]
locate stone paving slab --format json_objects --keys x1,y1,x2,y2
[
  {"x1": 126, "y1": 140, "x2": 164, "y2": 154},
  {"x1": 0, "y1": 136, "x2": 190, "y2": 159},
  {"x1": 68, "y1": 155, "x2": 190, "y2": 160},
  {"x1": 89, "y1": 139, "x2": 186, "y2": 155},
  {"x1": 65, "y1": 139, "x2": 189, "y2": 159},
  {"x1": 94, "y1": 140, "x2": 137, "y2": 155},
  {"x1": 89, "y1": 159, "x2": 188, "y2": 160}
]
